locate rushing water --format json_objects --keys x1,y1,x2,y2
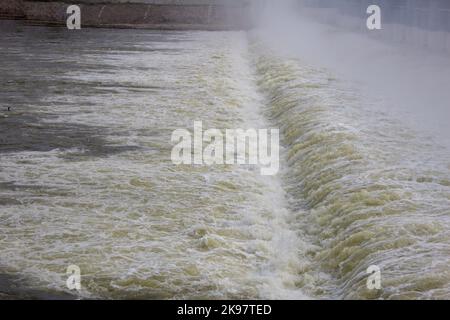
[{"x1": 1, "y1": 20, "x2": 450, "y2": 299}]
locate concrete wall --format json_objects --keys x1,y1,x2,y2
[
  {"x1": 300, "y1": 0, "x2": 450, "y2": 31},
  {"x1": 298, "y1": 0, "x2": 450, "y2": 53},
  {"x1": 0, "y1": 0, "x2": 254, "y2": 30},
  {"x1": 0, "y1": 0, "x2": 25, "y2": 18}
]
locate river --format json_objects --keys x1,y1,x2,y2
[{"x1": 1, "y1": 19, "x2": 450, "y2": 299}]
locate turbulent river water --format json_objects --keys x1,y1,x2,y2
[{"x1": 1, "y1": 20, "x2": 450, "y2": 299}]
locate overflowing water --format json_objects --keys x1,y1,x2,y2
[
  {"x1": 0, "y1": 20, "x2": 308, "y2": 299},
  {"x1": 250, "y1": 40, "x2": 450, "y2": 299},
  {"x1": 1, "y1": 17, "x2": 450, "y2": 299}
]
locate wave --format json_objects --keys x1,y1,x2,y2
[{"x1": 249, "y1": 38, "x2": 450, "y2": 299}]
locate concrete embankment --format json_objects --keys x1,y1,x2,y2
[
  {"x1": 0, "y1": 0, "x2": 25, "y2": 18},
  {"x1": 297, "y1": 0, "x2": 450, "y2": 53},
  {"x1": 0, "y1": 0, "x2": 255, "y2": 30}
]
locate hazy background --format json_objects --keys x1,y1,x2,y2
[{"x1": 253, "y1": 0, "x2": 450, "y2": 148}]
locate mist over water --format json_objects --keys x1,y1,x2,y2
[
  {"x1": 255, "y1": 0, "x2": 450, "y2": 147},
  {"x1": 1, "y1": 0, "x2": 450, "y2": 300}
]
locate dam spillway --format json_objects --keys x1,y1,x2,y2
[
  {"x1": 0, "y1": 0, "x2": 256, "y2": 30},
  {"x1": 2, "y1": 0, "x2": 450, "y2": 301}
]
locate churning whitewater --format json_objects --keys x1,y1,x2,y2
[
  {"x1": 0, "y1": 23, "x2": 306, "y2": 299},
  {"x1": 1, "y1": 21, "x2": 450, "y2": 299}
]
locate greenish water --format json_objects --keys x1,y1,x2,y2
[{"x1": 1, "y1": 20, "x2": 450, "y2": 299}]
